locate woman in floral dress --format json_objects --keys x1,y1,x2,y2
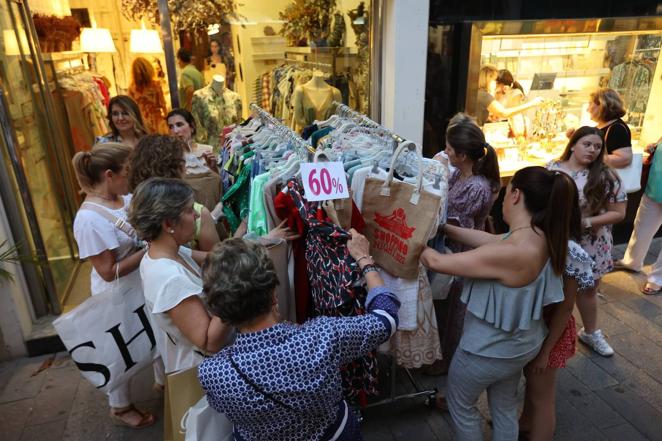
[
  {"x1": 129, "y1": 57, "x2": 169, "y2": 135},
  {"x1": 547, "y1": 126, "x2": 626, "y2": 357}
]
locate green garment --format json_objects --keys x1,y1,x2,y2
[
  {"x1": 178, "y1": 64, "x2": 204, "y2": 110},
  {"x1": 646, "y1": 142, "x2": 662, "y2": 203},
  {"x1": 247, "y1": 171, "x2": 270, "y2": 237},
  {"x1": 222, "y1": 162, "x2": 252, "y2": 233}
]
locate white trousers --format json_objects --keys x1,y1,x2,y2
[
  {"x1": 622, "y1": 194, "x2": 662, "y2": 285},
  {"x1": 107, "y1": 357, "x2": 166, "y2": 408}
]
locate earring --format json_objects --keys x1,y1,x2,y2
[{"x1": 169, "y1": 229, "x2": 175, "y2": 234}]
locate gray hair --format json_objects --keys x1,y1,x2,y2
[
  {"x1": 203, "y1": 238, "x2": 279, "y2": 326},
  {"x1": 128, "y1": 177, "x2": 194, "y2": 241}
]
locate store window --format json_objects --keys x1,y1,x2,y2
[
  {"x1": 0, "y1": 0, "x2": 80, "y2": 314},
  {"x1": 170, "y1": 0, "x2": 373, "y2": 136},
  {"x1": 466, "y1": 18, "x2": 662, "y2": 177}
]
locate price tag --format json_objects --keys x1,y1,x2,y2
[{"x1": 300, "y1": 161, "x2": 350, "y2": 202}]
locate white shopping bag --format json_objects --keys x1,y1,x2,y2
[
  {"x1": 182, "y1": 396, "x2": 234, "y2": 441},
  {"x1": 53, "y1": 270, "x2": 157, "y2": 394}
]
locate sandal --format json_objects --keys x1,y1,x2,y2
[
  {"x1": 642, "y1": 282, "x2": 662, "y2": 296},
  {"x1": 110, "y1": 404, "x2": 156, "y2": 429}
]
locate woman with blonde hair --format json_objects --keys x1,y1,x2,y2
[
  {"x1": 97, "y1": 95, "x2": 149, "y2": 147},
  {"x1": 129, "y1": 57, "x2": 169, "y2": 135},
  {"x1": 476, "y1": 64, "x2": 542, "y2": 126},
  {"x1": 71, "y1": 142, "x2": 160, "y2": 429}
]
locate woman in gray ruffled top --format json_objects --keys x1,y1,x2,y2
[{"x1": 420, "y1": 166, "x2": 578, "y2": 441}]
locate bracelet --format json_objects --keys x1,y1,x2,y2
[
  {"x1": 356, "y1": 255, "x2": 373, "y2": 266},
  {"x1": 362, "y1": 263, "x2": 378, "y2": 275},
  {"x1": 583, "y1": 217, "x2": 592, "y2": 230}
]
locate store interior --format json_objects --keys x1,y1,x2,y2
[
  {"x1": 466, "y1": 20, "x2": 662, "y2": 177},
  {"x1": 0, "y1": 0, "x2": 372, "y2": 313}
]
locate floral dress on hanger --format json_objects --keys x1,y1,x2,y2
[{"x1": 287, "y1": 179, "x2": 379, "y2": 399}]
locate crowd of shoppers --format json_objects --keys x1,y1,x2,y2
[{"x1": 67, "y1": 78, "x2": 654, "y2": 441}]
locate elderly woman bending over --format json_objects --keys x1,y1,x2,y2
[{"x1": 198, "y1": 234, "x2": 400, "y2": 441}]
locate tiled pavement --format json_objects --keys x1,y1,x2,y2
[{"x1": 1, "y1": 240, "x2": 661, "y2": 441}]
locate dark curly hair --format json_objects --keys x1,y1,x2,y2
[
  {"x1": 203, "y1": 239, "x2": 279, "y2": 326},
  {"x1": 129, "y1": 134, "x2": 186, "y2": 191}
]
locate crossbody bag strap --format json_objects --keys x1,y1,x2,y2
[
  {"x1": 81, "y1": 202, "x2": 137, "y2": 239},
  {"x1": 228, "y1": 352, "x2": 299, "y2": 413}
]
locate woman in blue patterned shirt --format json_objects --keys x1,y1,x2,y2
[{"x1": 198, "y1": 232, "x2": 400, "y2": 441}]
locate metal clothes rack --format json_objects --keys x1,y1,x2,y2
[
  {"x1": 332, "y1": 101, "x2": 404, "y2": 143},
  {"x1": 332, "y1": 100, "x2": 439, "y2": 412},
  {"x1": 279, "y1": 57, "x2": 333, "y2": 71},
  {"x1": 249, "y1": 103, "x2": 315, "y2": 156}
]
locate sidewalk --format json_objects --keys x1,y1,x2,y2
[{"x1": 1, "y1": 240, "x2": 661, "y2": 441}]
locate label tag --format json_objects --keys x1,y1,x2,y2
[{"x1": 300, "y1": 161, "x2": 350, "y2": 202}]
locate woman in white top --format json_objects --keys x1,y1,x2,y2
[
  {"x1": 128, "y1": 177, "x2": 231, "y2": 374},
  {"x1": 71, "y1": 143, "x2": 157, "y2": 429}
]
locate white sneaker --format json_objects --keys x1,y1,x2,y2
[{"x1": 578, "y1": 328, "x2": 614, "y2": 357}]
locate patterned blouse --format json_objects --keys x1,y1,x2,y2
[
  {"x1": 446, "y1": 169, "x2": 494, "y2": 252},
  {"x1": 198, "y1": 286, "x2": 400, "y2": 441}
]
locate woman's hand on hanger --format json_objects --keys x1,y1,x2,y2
[
  {"x1": 266, "y1": 219, "x2": 300, "y2": 241},
  {"x1": 201, "y1": 151, "x2": 219, "y2": 173}
]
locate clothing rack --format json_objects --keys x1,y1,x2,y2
[
  {"x1": 249, "y1": 103, "x2": 315, "y2": 155},
  {"x1": 332, "y1": 101, "x2": 405, "y2": 143},
  {"x1": 279, "y1": 57, "x2": 333, "y2": 71},
  {"x1": 331, "y1": 100, "x2": 439, "y2": 413}
]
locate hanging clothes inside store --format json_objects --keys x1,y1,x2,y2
[
  {"x1": 608, "y1": 57, "x2": 653, "y2": 125},
  {"x1": 58, "y1": 71, "x2": 110, "y2": 152},
  {"x1": 218, "y1": 104, "x2": 448, "y2": 399},
  {"x1": 254, "y1": 62, "x2": 357, "y2": 132}
]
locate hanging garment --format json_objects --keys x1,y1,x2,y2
[
  {"x1": 221, "y1": 161, "x2": 252, "y2": 233},
  {"x1": 274, "y1": 189, "x2": 310, "y2": 324},
  {"x1": 292, "y1": 85, "x2": 342, "y2": 133},
  {"x1": 286, "y1": 179, "x2": 379, "y2": 398},
  {"x1": 609, "y1": 61, "x2": 652, "y2": 114},
  {"x1": 192, "y1": 85, "x2": 243, "y2": 147},
  {"x1": 386, "y1": 267, "x2": 442, "y2": 369}
]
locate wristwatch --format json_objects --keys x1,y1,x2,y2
[{"x1": 583, "y1": 217, "x2": 592, "y2": 230}]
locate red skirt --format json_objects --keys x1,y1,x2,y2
[{"x1": 546, "y1": 315, "x2": 577, "y2": 368}]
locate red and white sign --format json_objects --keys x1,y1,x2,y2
[{"x1": 300, "y1": 161, "x2": 350, "y2": 202}]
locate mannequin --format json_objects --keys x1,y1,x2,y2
[
  {"x1": 293, "y1": 70, "x2": 342, "y2": 132},
  {"x1": 191, "y1": 74, "x2": 242, "y2": 147},
  {"x1": 211, "y1": 74, "x2": 225, "y2": 93}
]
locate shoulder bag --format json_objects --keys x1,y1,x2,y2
[{"x1": 605, "y1": 123, "x2": 642, "y2": 193}]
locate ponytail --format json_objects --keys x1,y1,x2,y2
[
  {"x1": 511, "y1": 167, "x2": 579, "y2": 275},
  {"x1": 475, "y1": 143, "x2": 501, "y2": 193},
  {"x1": 512, "y1": 80, "x2": 525, "y2": 95},
  {"x1": 72, "y1": 142, "x2": 132, "y2": 193},
  {"x1": 446, "y1": 113, "x2": 501, "y2": 193}
]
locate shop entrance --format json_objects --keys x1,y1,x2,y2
[{"x1": 0, "y1": 0, "x2": 82, "y2": 316}]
